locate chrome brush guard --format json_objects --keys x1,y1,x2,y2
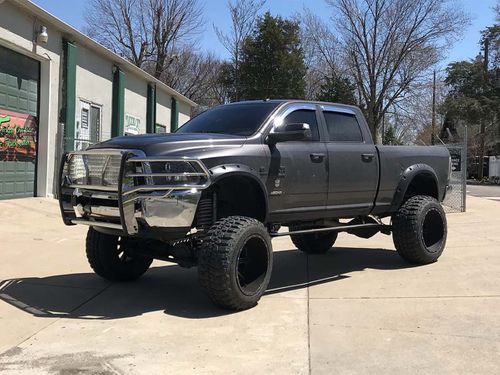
[{"x1": 58, "y1": 149, "x2": 211, "y2": 235}]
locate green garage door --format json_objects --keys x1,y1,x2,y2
[{"x1": 0, "y1": 46, "x2": 40, "y2": 200}]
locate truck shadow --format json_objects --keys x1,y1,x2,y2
[{"x1": 0, "y1": 247, "x2": 415, "y2": 320}]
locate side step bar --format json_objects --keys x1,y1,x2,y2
[
  {"x1": 71, "y1": 219, "x2": 124, "y2": 231},
  {"x1": 270, "y1": 223, "x2": 391, "y2": 237}
]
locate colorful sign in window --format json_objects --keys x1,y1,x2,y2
[{"x1": 0, "y1": 109, "x2": 38, "y2": 161}]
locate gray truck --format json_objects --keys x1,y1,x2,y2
[{"x1": 59, "y1": 100, "x2": 451, "y2": 310}]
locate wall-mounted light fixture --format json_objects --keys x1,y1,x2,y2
[{"x1": 37, "y1": 25, "x2": 48, "y2": 44}]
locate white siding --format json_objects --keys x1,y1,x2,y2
[
  {"x1": 124, "y1": 73, "x2": 147, "y2": 134},
  {"x1": 156, "y1": 88, "x2": 172, "y2": 130},
  {"x1": 75, "y1": 47, "x2": 113, "y2": 140},
  {"x1": 179, "y1": 101, "x2": 191, "y2": 126}
]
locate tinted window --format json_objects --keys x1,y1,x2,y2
[
  {"x1": 283, "y1": 110, "x2": 320, "y2": 141},
  {"x1": 176, "y1": 102, "x2": 280, "y2": 136},
  {"x1": 324, "y1": 112, "x2": 363, "y2": 142}
]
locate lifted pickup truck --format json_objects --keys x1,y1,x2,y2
[{"x1": 59, "y1": 100, "x2": 451, "y2": 310}]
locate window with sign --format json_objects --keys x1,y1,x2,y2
[
  {"x1": 75, "y1": 100, "x2": 101, "y2": 150},
  {"x1": 156, "y1": 124, "x2": 167, "y2": 133},
  {"x1": 125, "y1": 114, "x2": 141, "y2": 135}
]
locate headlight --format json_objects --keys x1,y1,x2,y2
[
  {"x1": 64, "y1": 154, "x2": 122, "y2": 187},
  {"x1": 150, "y1": 161, "x2": 207, "y2": 185},
  {"x1": 125, "y1": 159, "x2": 210, "y2": 189}
]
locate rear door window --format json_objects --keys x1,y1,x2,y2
[{"x1": 324, "y1": 111, "x2": 363, "y2": 142}]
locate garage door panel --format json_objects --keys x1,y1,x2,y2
[
  {"x1": 18, "y1": 98, "x2": 28, "y2": 111},
  {"x1": 0, "y1": 161, "x2": 35, "y2": 199},
  {"x1": 7, "y1": 162, "x2": 15, "y2": 173},
  {"x1": 16, "y1": 181, "x2": 25, "y2": 193},
  {"x1": 29, "y1": 81, "x2": 37, "y2": 93},
  {"x1": 6, "y1": 74, "x2": 17, "y2": 87},
  {"x1": 0, "y1": 46, "x2": 39, "y2": 200},
  {"x1": 28, "y1": 101, "x2": 37, "y2": 115},
  {"x1": 2, "y1": 182, "x2": 15, "y2": 195}
]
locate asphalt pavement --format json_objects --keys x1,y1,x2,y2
[{"x1": 466, "y1": 183, "x2": 500, "y2": 200}]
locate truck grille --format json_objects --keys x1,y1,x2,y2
[
  {"x1": 61, "y1": 149, "x2": 211, "y2": 196},
  {"x1": 65, "y1": 153, "x2": 122, "y2": 188}
]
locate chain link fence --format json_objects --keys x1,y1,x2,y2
[{"x1": 443, "y1": 144, "x2": 467, "y2": 213}]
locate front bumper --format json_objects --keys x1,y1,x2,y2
[{"x1": 58, "y1": 149, "x2": 211, "y2": 236}]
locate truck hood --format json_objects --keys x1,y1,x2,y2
[{"x1": 89, "y1": 132, "x2": 247, "y2": 156}]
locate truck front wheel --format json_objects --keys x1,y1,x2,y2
[
  {"x1": 198, "y1": 216, "x2": 273, "y2": 310},
  {"x1": 392, "y1": 195, "x2": 447, "y2": 264},
  {"x1": 86, "y1": 228, "x2": 153, "y2": 281}
]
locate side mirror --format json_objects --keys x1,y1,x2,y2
[{"x1": 267, "y1": 123, "x2": 312, "y2": 145}]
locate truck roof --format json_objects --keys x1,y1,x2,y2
[{"x1": 224, "y1": 99, "x2": 360, "y2": 112}]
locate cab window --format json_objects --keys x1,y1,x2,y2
[
  {"x1": 282, "y1": 109, "x2": 320, "y2": 141},
  {"x1": 324, "y1": 111, "x2": 363, "y2": 142}
]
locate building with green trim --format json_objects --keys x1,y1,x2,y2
[{"x1": 0, "y1": 0, "x2": 196, "y2": 200}]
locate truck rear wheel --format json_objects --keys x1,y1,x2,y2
[
  {"x1": 86, "y1": 227, "x2": 153, "y2": 281},
  {"x1": 392, "y1": 195, "x2": 447, "y2": 264},
  {"x1": 198, "y1": 216, "x2": 273, "y2": 310},
  {"x1": 291, "y1": 231, "x2": 338, "y2": 254}
]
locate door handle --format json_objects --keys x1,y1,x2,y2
[
  {"x1": 361, "y1": 153, "x2": 375, "y2": 162},
  {"x1": 310, "y1": 153, "x2": 326, "y2": 163}
]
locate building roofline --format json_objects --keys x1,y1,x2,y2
[{"x1": 11, "y1": 0, "x2": 197, "y2": 108}]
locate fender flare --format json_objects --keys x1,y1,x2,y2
[
  {"x1": 391, "y1": 164, "x2": 439, "y2": 209},
  {"x1": 206, "y1": 164, "x2": 269, "y2": 222}
]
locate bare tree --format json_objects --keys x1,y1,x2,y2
[
  {"x1": 326, "y1": 0, "x2": 468, "y2": 142},
  {"x1": 215, "y1": 0, "x2": 266, "y2": 101},
  {"x1": 300, "y1": 9, "x2": 345, "y2": 99},
  {"x1": 386, "y1": 74, "x2": 448, "y2": 145},
  {"x1": 85, "y1": 0, "x2": 204, "y2": 78},
  {"x1": 156, "y1": 50, "x2": 227, "y2": 106},
  {"x1": 300, "y1": 10, "x2": 340, "y2": 76},
  {"x1": 300, "y1": 12, "x2": 329, "y2": 99}
]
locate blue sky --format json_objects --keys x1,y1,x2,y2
[{"x1": 32, "y1": 0, "x2": 498, "y2": 68}]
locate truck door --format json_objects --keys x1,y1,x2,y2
[
  {"x1": 265, "y1": 104, "x2": 328, "y2": 221},
  {"x1": 321, "y1": 106, "x2": 379, "y2": 217}
]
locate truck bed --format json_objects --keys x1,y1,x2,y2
[{"x1": 373, "y1": 145, "x2": 450, "y2": 215}]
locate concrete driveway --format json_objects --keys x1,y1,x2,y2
[{"x1": 0, "y1": 197, "x2": 499, "y2": 374}]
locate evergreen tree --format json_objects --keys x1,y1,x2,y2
[
  {"x1": 443, "y1": 60, "x2": 499, "y2": 127},
  {"x1": 315, "y1": 74, "x2": 356, "y2": 104},
  {"x1": 239, "y1": 12, "x2": 306, "y2": 100},
  {"x1": 383, "y1": 126, "x2": 402, "y2": 145}
]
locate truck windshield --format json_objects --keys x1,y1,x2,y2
[{"x1": 176, "y1": 102, "x2": 280, "y2": 136}]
